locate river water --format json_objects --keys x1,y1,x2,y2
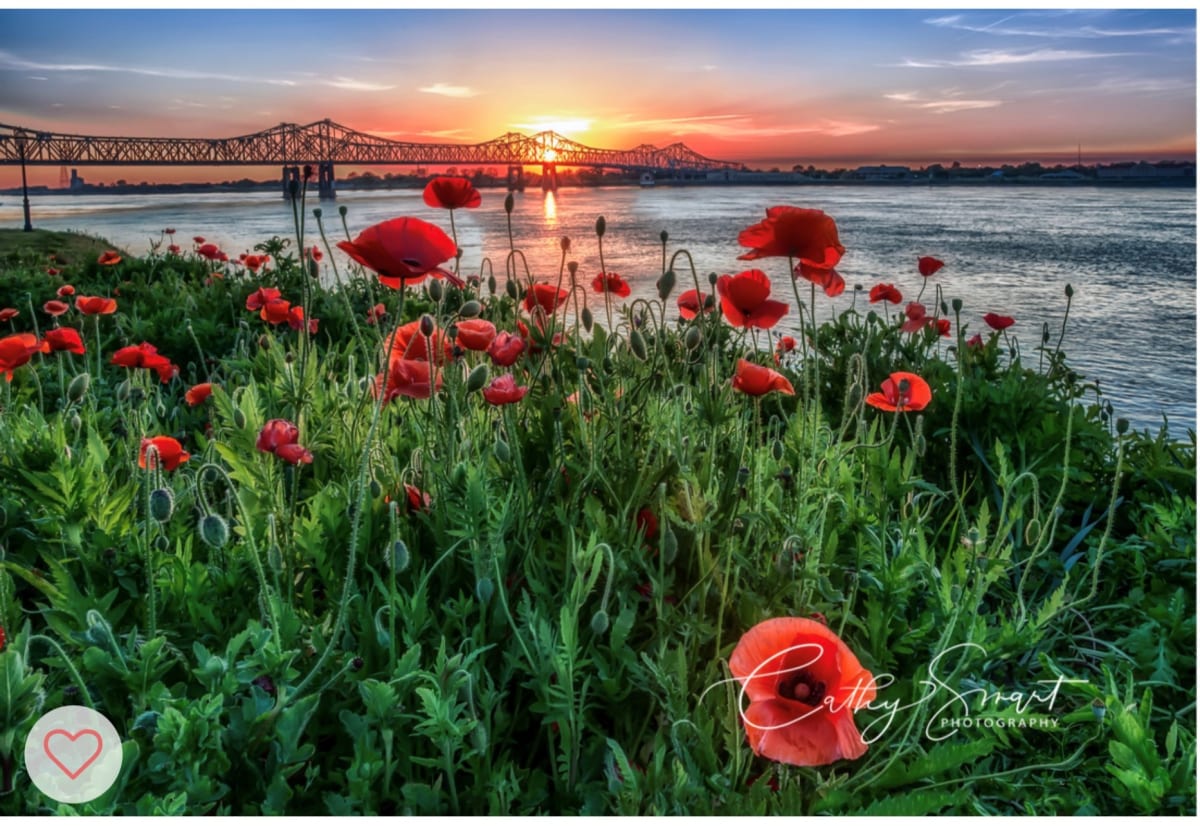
[{"x1": 2, "y1": 184, "x2": 1194, "y2": 433}]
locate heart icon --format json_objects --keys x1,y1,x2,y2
[{"x1": 43, "y1": 728, "x2": 104, "y2": 780}]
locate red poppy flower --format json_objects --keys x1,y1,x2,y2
[
  {"x1": 917, "y1": 256, "x2": 944, "y2": 277},
  {"x1": 423, "y1": 176, "x2": 482, "y2": 210},
  {"x1": 404, "y1": 483, "x2": 432, "y2": 513},
  {"x1": 677, "y1": 289, "x2": 713, "y2": 320},
  {"x1": 260, "y1": 298, "x2": 292, "y2": 325},
  {"x1": 338, "y1": 216, "x2": 458, "y2": 290},
  {"x1": 287, "y1": 305, "x2": 318, "y2": 335},
  {"x1": 43, "y1": 300, "x2": 69, "y2": 317},
  {"x1": 716, "y1": 270, "x2": 789, "y2": 330},
  {"x1": 865, "y1": 371, "x2": 932, "y2": 413},
  {"x1": 197, "y1": 243, "x2": 223, "y2": 261},
  {"x1": 933, "y1": 318, "x2": 951, "y2": 337},
  {"x1": 366, "y1": 303, "x2": 387, "y2": 326},
  {"x1": 193, "y1": 236, "x2": 206, "y2": 244},
  {"x1": 43, "y1": 327, "x2": 85, "y2": 354},
  {"x1": 794, "y1": 261, "x2": 846, "y2": 298},
  {"x1": 487, "y1": 331, "x2": 526, "y2": 367},
  {"x1": 75, "y1": 295, "x2": 118, "y2": 315},
  {"x1": 45, "y1": 267, "x2": 60, "y2": 277},
  {"x1": 242, "y1": 254, "x2": 270, "y2": 273},
  {"x1": 482, "y1": 373, "x2": 529, "y2": 406},
  {"x1": 257, "y1": 419, "x2": 300, "y2": 453},
  {"x1": 900, "y1": 302, "x2": 928, "y2": 334},
  {"x1": 309, "y1": 245, "x2": 323, "y2": 262},
  {"x1": 0, "y1": 333, "x2": 43, "y2": 382},
  {"x1": 56, "y1": 285, "x2": 75, "y2": 298},
  {"x1": 983, "y1": 313, "x2": 1015, "y2": 331},
  {"x1": 139, "y1": 436, "x2": 190, "y2": 471},
  {"x1": 0, "y1": 308, "x2": 18, "y2": 323},
  {"x1": 164, "y1": 228, "x2": 175, "y2": 235},
  {"x1": 385, "y1": 319, "x2": 452, "y2": 364},
  {"x1": 167, "y1": 244, "x2": 181, "y2": 255},
  {"x1": 274, "y1": 442, "x2": 314, "y2": 465},
  {"x1": 729, "y1": 617, "x2": 876, "y2": 767},
  {"x1": 185, "y1": 382, "x2": 214, "y2": 406},
  {"x1": 374, "y1": 358, "x2": 442, "y2": 402},
  {"x1": 455, "y1": 318, "x2": 497, "y2": 352},
  {"x1": 635, "y1": 507, "x2": 658, "y2": 540},
  {"x1": 97, "y1": 250, "x2": 122, "y2": 266},
  {"x1": 868, "y1": 283, "x2": 902, "y2": 304},
  {"x1": 245, "y1": 287, "x2": 282, "y2": 312},
  {"x1": 966, "y1": 333, "x2": 984, "y2": 349},
  {"x1": 523, "y1": 283, "x2": 570, "y2": 315},
  {"x1": 732, "y1": 358, "x2": 796, "y2": 397},
  {"x1": 738, "y1": 206, "x2": 845, "y2": 269},
  {"x1": 592, "y1": 272, "x2": 632, "y2": 298},
  {"x1": 774, "y1": 335, "x2": 797, "y2": 365}
]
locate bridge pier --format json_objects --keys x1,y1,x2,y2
[
  {"x1": 540, "y1": 163, "x2": 558, "y2": 192},
  {"x1": 506, "y1": 165, "x2": 525, "y2": 192},
  {"x1": 317, "y1": 161, "x2": 336, "y2": 200},
  {"x1": 282, "y1": 165, "x2": 301, "y2": 200}
]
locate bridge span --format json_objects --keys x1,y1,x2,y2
[{"x1": 0, "y1": 119, "x2": 744, "y2": 199}]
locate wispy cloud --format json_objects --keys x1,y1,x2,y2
[
  {"x1": 418, "y1": 83, "x2": 480, "y2": 98},
  {"x1": 900, "y1": 48, "x2": 1133, "y2": 69},
  {"x1": 324, "y1": 77, "x2": 395, "y2": 92},
  {"x1": 618, "y1": 113, "x2": 879, "y2": 140},
  {"x1": 0, "y1": 48, "x2": 299, "y2": 86},
  {"x1": 925, "y1": 13, "x2": 1195, "y2": 40},
  {"x1": 885, "y1": 91, "x2": 1003, "y2": 114}
]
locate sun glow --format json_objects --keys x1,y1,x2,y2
[
  {"x1": 513, "y1": 118, "x2": 592, "y2": 137},
  {"x1": 542, "y1": 148, "x2": 558, "y2": 163}
]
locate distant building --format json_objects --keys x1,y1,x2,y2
[
  {"x1": 1039, "y1": 169, "x2": 1087, "y2": 180},
  {"x1": 69, "y1": 169, "x2": 85, "y2": 190},
  {"x1": 1096, "y1": 161, "x2": 1195, "y2": 181},
  {"x1": 855, "y1": 165, "x2": 912, "y2": 181}
]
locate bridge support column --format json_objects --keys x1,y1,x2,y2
[
  {"x1": 317, "y1": 161, "x2": 336, "y2": 200},
  {"x1": 282, "y1": 165, "x2": 301, "y2": 200},
  {"x1": 506, "y1": 165, "x2": 525, "y2": 192},
  {"x1": 540, "y1": 163, "x2": 558, "y2": 192}
]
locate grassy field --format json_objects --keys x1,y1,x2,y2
[{"x1": 0, "y1": 196, "x2": 1194, "y2": 815}]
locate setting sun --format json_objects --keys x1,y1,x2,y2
[{"x1": 513, "y1": 118, "x2": 592, "y2": 137}]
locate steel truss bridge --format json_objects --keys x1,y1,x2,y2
[{"x1": 0, "y1": 119, "x2": 744, "y2": 197}]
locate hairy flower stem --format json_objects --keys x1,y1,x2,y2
[
  {"x1": 597, "y1": 235, "x2": 614, "y2": 337},
  {"x1": 28, "y1": 634, "x2": 94, "y2": 708},
  {"x1": 142, "y1": 450, "x2": 158, "y2": 639}
]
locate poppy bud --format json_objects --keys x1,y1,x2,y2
[
  {"x1": 308, "y1": 258, "x2": 319, "y2": 280},
  {"x1": 351, "y1": 656, "x2": 364, "y2": 672},
  {"x1": 67, "y1": 372, "x2": 90, "y2": 403},
  {"x1": 657, "y1": 269, "x2": 676, "y2": 301},
  {"x1": 952, "y1": 297, "x2": 963, "y2": 313},
  {"x1": 915, "y1": 434, "x2": 927, "y2": 457},
  {"x1": 428, "y1": 279, "x2": 444, "y2": 302},
  {"x1": 1065, "y1": 283, "x2": 1074, "y2": 299},
  {"x1": 487, "y1": 274, "x2": 497, "y2": 295},
  {"x1": 595, "y1": 216, "x2": 606, "y2": 238},
  {"x1": 684, "y1": 326, "x2": 702, "y2": 350},
  {"x1": 661, "y1": 525, "x2": 678, "y2": 565},
  {"x1": 476, "y1": 576, "x2": 494, "y2": 604},
  {"x1": 576, "y1": 357, "x2": 591, "y2": 371},
  {"x1": 68, "y1": 411, "x2": 82, "y2": 432},
  {"x1": 567, "y1": 260, "x2": 578, "y2": 276},
  {"x1": 154, "y1": 535, "x2": 171, "y2": 553},
  {"x1": 267, "y1": 543, "x2": 283, "y2": 575},
  {"x1": 201, "y1": 655, "x2": 226, "y2": 681},
  {"x1": 233, "y1": 407, "x2": 247, "y2": 430},
  {"x1": 312, "y1": 207, "x2": 323, "y2": 219},
  {"x1": 116, "y1": 379, "x2": 131, "y2": 402},
  {"x1": 199, "y1": 513, "x2": 230, "y2": 549},
  {"x1": 1024, "y1": 518, "x2": 1041, "y2": 546},
  {"x1": 129, "y1": 387, "x2": 146, "y2": 406},
  {"x1": 472, "y1": 723, "x2": 488, "y2": 753},
  {"x1": 419, "y1": 314, "x2": 435, "y2": 337},
  {"x1": 505, "y1": 279, "x2": 519, "y2": 300},
  {"x1": 391, "y1": 539, "x2": 410, "y2": 573},
  {"x1": 460, "y1": 300, "x2": 482, "y2": 318},
  {"x1": 284, "y1": 351, "x2": 296, "y2": 365},
  {"x1": 149, "y1": 488, "x2": 174, "y2": 523},
  {"x1": 504, "y1": 193, "x2": 514, "y2": 214},
  {"x1": 258, "y1": 334, "x2": 271, "y2": 350},
  {"x1": 466, "y1": 363, "x2": 490, "y2": 393},
  {"x1": 708, "y1": 272, "x2": 718, "y2": 286},
  {"x1": 660, "y1": 230, "x2": 669, "y2": 244},
  {"x1": 560, "y1": 236, "x2": 571, "y2": 252},
  {"x1": 1042, "y1": 323, "x2": 1051, "y2": 344},
  {"x1": 940, "y1": 301, "x2": 949, "y2": 315},
  {"x1": 629, "y1": 329, "x2": 648, "y2": 361},
  {"x1": 1116, "y1": 417, "x2": 1129, "y2": 435},
  {"x1": 771, "y1": 440, "x2": 784, "y2": 461},
  {"x1": 590, "y1": 610, "x2": 610, "y2": 635},
  {"x1": 581, "y1": 307, "x2": 593, "y2": 332},
  {"x1": 338, "y1": 205, "x2": 348, "y2": 217},
  {"x1": 494, "y1": 438, "x2": 511, "y2": 463}
]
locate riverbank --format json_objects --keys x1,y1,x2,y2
[{"x1": 0, "y1": 227, "x2": 125, "y2": 264}]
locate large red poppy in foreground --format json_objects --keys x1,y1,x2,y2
[
  {"x1": 865, "y1": 371, "x2": 932, "y2": 413},
  {"x1": 716, "y1": 270, "x2": 789, "y2": 330},
  {"x1": 139, "y1": 436, "x2": 190, "y2": 471},
  {"x1": 729, "y1": 617, "x2": 876, "y2": 767},
  {"x1": 0, "y1": 334, "x2": 44, "y2": 382},
  {"x1": 338, "y1": 216, "x2": 458, "y2": 290},
  {"x1": 732, "y1": 359, "x2": 795, "y2": 397},
  {"x1": 738, "y1": 206, "x2": 845, "y2": 269},
  {"x1": 423, "y1": 176, "x2": 482, "y2": 210}
]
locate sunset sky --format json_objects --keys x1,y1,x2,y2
[{"x1": 0, "y1": 7, "x2": 1195, "y2": 187}]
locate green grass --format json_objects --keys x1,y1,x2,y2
[
  {"x1": 0, "y1": 228, "x2": 128, "y2": 268},
  {"x1": 0, "y1": 209, "x2": 1193, "y2": 815}
]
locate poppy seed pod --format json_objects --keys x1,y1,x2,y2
[
  {"x1": 590, "y1": 610, "x2": 610, "y2": 635},
  {"x1": 428, "y1": 279, "x2": 444, "y2": 302},
  {"x1": 708, "y1": 272, "x2": 718, "y2": 286},
  {"x1": 504, "y1": 193, "x2": 514, "y2": 214},
  {"x1": 568, "y1": 261, "x2": 578, "y2": 275},
  {"x1": 67, "y1": 372, "x2": 90, "y2": 403},
  {"x1": 1116, "y1": 418, "x2": 1129, "y2": 435},
  {"x1": 199, "y1": 513, "x2": 230, "y2": 550},
  {"x1": 338, "y1": 205, "x2": 348, "y2": 217},
  {"x1": 459, "y1": 300, "x2": 482, "y2": 318},
  {"x1": 560, "y1": 236, "x2": 571, "y2": 252},
  {"x1": 684, "y1": 325, "x2": 702, "y2": 350},
  {"x1": 149, "y1": 488, "x2": 174, "y2": 523},
  {"x1": 952, "y1": 297, "x2": 963, "y2": 313},
  {"x1": 1065, "y1": 283, "x2": 1074, "y2": 298},
  {"x1": 660, "y1": 229, "x2": 669, "y2": 244},
  {"x1": 475, "y1": 577, "x2": 494, "y2": 604},
  {"x1": 657, "y1": 269, "x2": 676, "y2": 301},
  {"x1": 466, "y1": 363, "x2": 490, "y2": 393},
  {"x1": 629, "y1": 329, "x2": 648, "y2": 361},
  {"x1": 493, "y1": 438, "x2": 511, "y2": 464},
  {"x1": 312, "y1": 207, "x2": 323, "y2": 219},
  {"x1": 595, "y1": 216, "x2": 606, "y2": 238}
]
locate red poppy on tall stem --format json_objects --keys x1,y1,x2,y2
[
  {"x1": 794, "y1": 261, "x2": 846, "y2": 298},
  {"x1": 732, "y1": 358, "x2": 795, "y2": 397},
  {"x1": 868, "y1": 283, "x2": 902, "y2": 304},
  {"x1": 592, "y1": 272, "x2": 632, "y2": 298},
  {"x1": 274, "y1": 442, "x2": 314, "y2": 465},
  {"x1": 487, "y1": 331, "x2": 526, "y2": 367},
  {"x1": 260, "y1": 299, "x2": 292, "y2": 325},
  {"x1": 366, "y1": 303, "x2": 387, "y2": 326},
  {"x1": 338, "y1": 216, "x2": 458, "y2": 290},
  {"x1": 423, "y1": 176, "x2": 482, "y2": 210},
  {"x1": 729, "y1": 617, "x2": 876, "y2": 767},
  {"x1": 385, "y1": 319, "x2": 452, "y2": 364},
  {"x1": 455, "y1": 318, "x2": 498, "y2": 352},
  {"x1": 983, "y1": 313, "x2": 1015, "y2": 331},
  {"x1": 738, "y1": 206, "x2": 845, "y2": 269},
  {"x1": 0, "y1": 308, "x2": 18, "y2": 323},
  {"x1": 716, "y1": 270, "x2": 789, "y2": 330},
  {"x1": 865, "y1": 371, "x2": 932, "y2": 413},
  {"x1": 97, "y1": 250, "x2": 122, "y2": 266},
  {"x1": 245, "y1": 287, "x2": 282, "y2": 312},
  {"x1": 482, "y1": 373, "x2": 529, "y2": 406},
  {"x1": 256, "y1": 419, "x2": 300, "y2": 453},
  {"x1": 374, "y1": 358, "x2": 442, "y2": 402},
  {"x1": 75, "y1": 295, "x2": 118, "y2": 315},
  {"x1": 57, "y1": 285, "x2": 75, "y2": 298},
  {"x1": 197, "y1": 243, "x2": 223, "y2": 261},
  {"x1": 139, "y1": 436, "x2": 190, "y2": 471},
  {"x1": 933, "y1": 318, "x2": 951, "y2": 337},
  {"x1": 46, "y1": 267, "x2": 60, "y2": 277},
  {"x1": 917, "y1": 256, "x2": 944, "y2": 277},
  {"x1": 287, "y1": 305, "x2": 318, "y2": 334},
  {"x1": 900, "y1": 302, "x2": 928, "y2": 334},
  {"x1": 185, "y1": 382, "x2": 214, "y2": 406},
  {"x1": 0, "y1": 334, "x2": 43, "y2": 382},
  {"x1": 43, "y1": 300, "x2": 69, "y2": 317},
  {"x1": 242, "y1": 254, "x2": 270, "y2": 273},
  {"x1": 43, "y1": 327, "x2": 85, "y2": 354},
  {"x1": 677, "y1": 289, "x2": 712, "y2": 320},
  {"x1": 523, "y1": 283, "x2": 570, "y2": 315}
]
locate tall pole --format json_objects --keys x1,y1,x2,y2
[{"x1": 20, "y1": 139, "x2": 32, "y2": 232}]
